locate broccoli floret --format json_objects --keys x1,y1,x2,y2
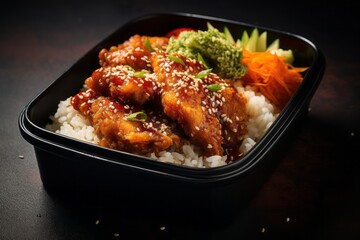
[{"x1": 166, "y1": 28, "x2": 247, "y2": 80}]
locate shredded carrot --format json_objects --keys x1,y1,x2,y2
[{"x1": 241, "y1": 49, "x2": 308, "y2": 110}]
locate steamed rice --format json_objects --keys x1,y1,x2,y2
[{"x1": 45, "y1": 81, "x2": 279, "y2": 168}]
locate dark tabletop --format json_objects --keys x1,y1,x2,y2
[{"x1": 1, "y1": 1, "x2": 359, "y2": 239}]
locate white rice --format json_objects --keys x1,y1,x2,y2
[
  {"x1": 45, "y1": 99, "x2": 100, "y2": 144},
  {"x1": 45, "y1": 80, "x2": 279, "y2": 168},
  {"x1": 234, "y1": 81, "x2": 280, "y2": 153}
]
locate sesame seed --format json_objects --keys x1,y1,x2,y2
[{"x1": 19, "y1": 155, "x2": 24, "y2": 159}]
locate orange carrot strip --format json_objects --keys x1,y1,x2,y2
[{"x1": 241, "y1": 49, "x2": 308, "y2": 110}]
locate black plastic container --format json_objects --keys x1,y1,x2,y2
[{"x1": 19, "y1": 13, "x2": 325, "y2": 221}]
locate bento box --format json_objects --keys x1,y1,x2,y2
[{"x1": 18, "y1": 12, "x2": 325, "y2": 220}]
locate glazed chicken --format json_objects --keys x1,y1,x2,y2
[
  {"x1": 98, "y1": 35, "x2": 169, "y2": 71},
  {"x1": 208, "y1": 74, "x2": 248, "y2": 152},
  {"x1": 151, "y1": 51, "x2": 248, "y2": 157},
  {"x1": 71, "y1": 34, "x2": 249, "y2": 159},
  {"x1": 70, "y1": 88, "x2": 180, "y2": 155},
  {"x1": 85, "y1": 65, "x2": 160, "y2": 105}
]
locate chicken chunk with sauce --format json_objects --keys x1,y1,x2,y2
[
  {"x1": 70, "y1": 88, "x2": 180, "y2": 155},
  {"x1": 70, "y1": 33, "x2": 249, "y2": 160},
  {"x1": 99, "y1": 35, "x2": 169, "y2": 71},
  {"x1": 151, "y1": 51, "x2": 248, "y2": 157},
  {"x1": 85, "y1": 65, "x2": 160, "y2": 105},
  {"x1": 205, "y1": 74, "x2": 248, "y2": 154}
]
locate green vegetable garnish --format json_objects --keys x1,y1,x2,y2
[
  {"x1": 144, "y1": 37, "x2": 154, "y2": 52},
  {"x1": 126, "y1": 112, "x2": 147, "y2": 122},
  {"x1": 266, "y1": 38, "x2": 280, "y2": 51},
  {"x1": 166, "y1": 28, "x2": 247, "y2": 79},
  {"x1": 168, "y1": 55, "x2": 185, "y2": 65},
  {"x1": 207, "y1": 83, "x2": 222, "y2": 92},
  {"x1": 223, "y1": 26, "x2": 235, "y2": 43},
  {"x1": 197, "y1": 53, "x2": 209, "y2": 69},
  {"x1": 123, "y1": 65, "x2": 135, "y2": 71},
  {"x1": 133, "y1": 70, "x2": 147, "y2": 78},
  {"x1": 240, "y1": 30, "x2": 249, "y2": 49},
  {"x1": 246, "y1": 28, "x2": 259, "y2": 52},
  {"x1": 195, "y1": 68, "x2": 212, "y2": 79},
  {"x1": 207, "y1": 22, "x2": 215, "y2": 30}
]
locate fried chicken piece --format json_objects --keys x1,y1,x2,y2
[
  {"x1": 151, "y1": 51, "x2": 224, "y2": 156},
  {"x1": 99, "y1": 35, "x2": 169, "y2": 71},
  {"x1": 70, "y1": 88, "x2": 180, "y2": 155},
  {"x1": 151, "y1": 51, "x2": 248, "y2": 157},
  {"x1": 85, "y1": 65, "x2": 160, "y2": 105},
  {"x1": 207, "y1": 75, "x2": 248, "y2": 157}
]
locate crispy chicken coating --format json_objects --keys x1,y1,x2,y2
[
  {"x1": 85, "y1": 65, "x2": 160, "y2": 105},
  {"x1": 151, "y1": 51, "x2": 248, "y2": 157},
  {"x1": 151, "y1": 52, "x2": 211, "y2": 155},
  {"x1": 70, "y1": 88, "x2": 180, "y2": 155},
  {"x1": 70, "y1": 34, "x2": 249, "y2": 160},
  {"x1": 99, "y1": 35, "x2": 169, "y2": 71},
  {"x1": 205, "y1": 74, "x2": 248, "y2": 149}
]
